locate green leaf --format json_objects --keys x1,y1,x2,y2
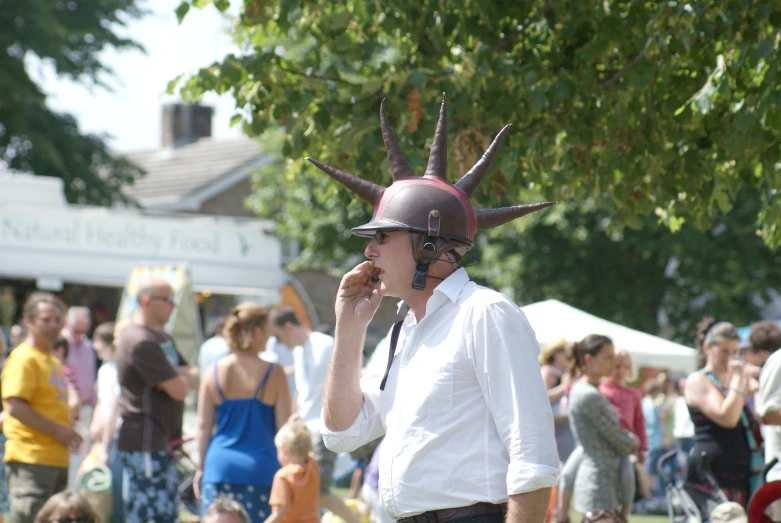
[
  {"x1": 693, "y1": 82, "x2": 715, "y2": 114},
  {"x1": 175, "y1": 1, "x2": 190, "y2": 24},
  {"x1": 409, "y1": 70, "x2": 427, "y2": 88},
  {"x1": 530, "y1": 85, "x2": 548, "y2": 113}
]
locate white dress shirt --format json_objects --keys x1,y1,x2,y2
[
  {"x1": 262, "y1": 337, "x2": 297, "y2": 396},
  {"x1": 293, "y1": 331, "x2": 334, "y2": 434},
  {"x1": 322, "y1": 268, "x2": 559, "y2": 518},
  {"x1": 758, "y1": 349, "x2": 781, "y2": 482}
]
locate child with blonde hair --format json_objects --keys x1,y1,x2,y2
[
  {"x1": 34, "y1": 489, "x2": 99, "y2": 523},
  {"x1": 265, "y1": 419, "x2": 320, "y2": 523}
]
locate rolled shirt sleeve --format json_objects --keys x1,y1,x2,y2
[
  {"x1": 321, "y1": 377, "x2": 386, "y2": 453},
  {"x1": 470, "y1": 301, "x2": 560, "y2": 494}
]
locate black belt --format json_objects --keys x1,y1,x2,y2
[{"x1": 398, "y1": 502, "x2": 507, "y2": 523}]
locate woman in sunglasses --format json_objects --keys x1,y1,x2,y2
[{"x1": 34, "y1": 489, "x2": 98, "y2": 523}]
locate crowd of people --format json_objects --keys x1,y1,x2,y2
[
  {"x1": 543, "y1": 317, "x2": 781, "y2": 522},
  {"x1": 5, "y1": 284, "x2": 780, "y2": 523},
  {"x1": 0, "y1": 281, "x2": 371, "y2": 523}
]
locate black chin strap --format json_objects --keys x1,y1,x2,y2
[
  {"x1": 379, "y1": 302, "x2": 410, "y2": 390},
  {"x1": 411, "y1": 263, "x2": 431, "y2": 290}
]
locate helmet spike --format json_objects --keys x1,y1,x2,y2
[
  {"x1": 380, "y1": 99, "x2": 416, "y2": 181},
  {"x1": 424, "y1": 93, "x2": 448, "y2": 180},
  {"x1": 305, "y1": 158, "x2": 384, "y2": 205},
  {"x1": 454, "y1": 124, "x2": 512, "y2": 197},
  {"x1": 476, "y1": 201, "x2": 557, "y2": 231}
]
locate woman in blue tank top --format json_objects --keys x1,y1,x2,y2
[{"x1": 195, "y1": 303, "x2": 292, "y2": 523}]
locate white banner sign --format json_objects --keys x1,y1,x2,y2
[{"x1": 0, "y1": 204, "x2": 286, "y2": 294}]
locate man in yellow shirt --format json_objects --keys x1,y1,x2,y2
[{"x1": 2, "y1": 292, "x2": 83, "y2": 523}]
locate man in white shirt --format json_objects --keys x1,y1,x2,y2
[
  {"x1": 753, "y1": 320, "x2": 781, "y2": 481},
  {"x1": 262, "y1": 336, "x2": 296, "y2": 396},
  {"x1": 306, "y1": 96, "x2": 559, "y2": 523},
  {"x1": 268, "y1": 306, "x2": 360, "y2": 523},
  {"x1": 198, "y1": 316, "x2": 230, "y2": 380}
]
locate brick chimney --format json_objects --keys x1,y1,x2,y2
[{"x1": 162, "y1": 103, "x2": 213, "y2": 147}]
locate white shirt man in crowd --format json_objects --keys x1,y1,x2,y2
[
  {"x1": 753, "y1": 320, "x2": 781, "y2": 480},
  {"x1": 198, "y1": 316, "x2": 230, "y2": 381},
  {"x1": 308, "y1": 96, "x2": 559, "y2": 523},
  {"x1": 262, "y1": 336, "x2": 296, "y2": 396},
  {"x1": 268, "y1": 306, "x2": 360, "y2": 523}
]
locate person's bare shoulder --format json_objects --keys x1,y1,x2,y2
[{"x1": 683, "y1": 372, "x2": 708, "y2": 401}]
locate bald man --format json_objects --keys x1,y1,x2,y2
[{"x1": 114, "y1": 278, "x2": 191, "y2": 523}]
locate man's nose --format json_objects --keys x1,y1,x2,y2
[{"x1": 365, "y1": 239, "x2": 379, "y2": 259}]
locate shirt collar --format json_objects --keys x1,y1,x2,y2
[
  {"x1": 395, "y1": 267, "x2": 471, "y2": 314},
  {"x1": 433, "y1": 267, "x2": 470, "y2": 304}
]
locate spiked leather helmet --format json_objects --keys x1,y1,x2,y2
[{"x1": 306, "y1": 94, "x2": 555, "y2": 290}]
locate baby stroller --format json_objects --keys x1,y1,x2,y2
[
  {"x1": 658, "y1": 449, "x2": 729, "y2": 523},
  {"x1": 169, "y1": 437, "x2": 199, "y2": 519}
]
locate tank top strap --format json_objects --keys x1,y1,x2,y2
[
  {"x1": 254, "y1": 363, "x2": 274, "y2": 398},
  {"x1": 213, "y1": 361, "x2": 227, "y2": 401}
]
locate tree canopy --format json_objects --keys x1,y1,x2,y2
[
  {"x1": 174, "y1": 0, "x2": 781, "y2": 339},
  {"x1": 0, "y1": 0, "x2": 145, "y2": 204}
]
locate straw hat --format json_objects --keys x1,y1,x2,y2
[{"x1": 539, "y1": 337, "x2": 570, "y2": 365}]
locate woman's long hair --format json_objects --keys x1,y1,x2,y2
[{"x1": 695, "y1": 317, "x2": 739, "y2": 368}]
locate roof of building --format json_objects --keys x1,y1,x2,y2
[{"x1": 122, "y1": 137, "x2": 264, "y2": 206}]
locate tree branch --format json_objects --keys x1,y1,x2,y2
[
  {"x1": 599, "y1": 49, "x2": 647, "y2": 89},
  {"x1": 637, "y1": 62, "x2": 657, "y2": 136},
  {"x1": 276, "y1": 62, "x2": 361, "y2": 86}
]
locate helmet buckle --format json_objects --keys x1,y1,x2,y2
[
  {"x1": 423, "y1": 210, "x2": 441, "y2": 251},
  {"x1": 411, "y1": 262, "x2": 430, "y2": 290}
]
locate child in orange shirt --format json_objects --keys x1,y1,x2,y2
[{"x1": 265, "y1": 419, "x2": 321, "y2": 523}]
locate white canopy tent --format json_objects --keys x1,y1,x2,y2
[{"x1": 520, "y1": 299, "x2": 697, "y2": 374}]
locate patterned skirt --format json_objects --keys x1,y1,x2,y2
[
  {"x1": 118, "y1": 450, "x2": 180, "y2": 523},
  {"x1": 201, "y1": 482, "x2": 273, "y2": 523}
]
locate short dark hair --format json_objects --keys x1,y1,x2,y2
[
  {"x1": 53, "y1": 337, "x2": 69, "y2": 360},
  {"x1": 644, "y1": 378, "x2": 663, "y2": 397},
  {"x1": 22, "y1": 292, "x2": 65, "y2": 320},
  {"x1": 750, "y1": 320, "x2": 781, "y2": 354},
  {"x1": 213, "y1": 316, "x2": 228, "y2": 338},
  {"x1": 270, "y1": 306, "x2": 301, "y2": 328},
  {"x1": 93, "y1": 321, "x2": 115, "y2": 346}
]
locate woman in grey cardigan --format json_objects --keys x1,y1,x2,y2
[{"x1": 566, "y1": 335, "x2": 639, "y2": 523}]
